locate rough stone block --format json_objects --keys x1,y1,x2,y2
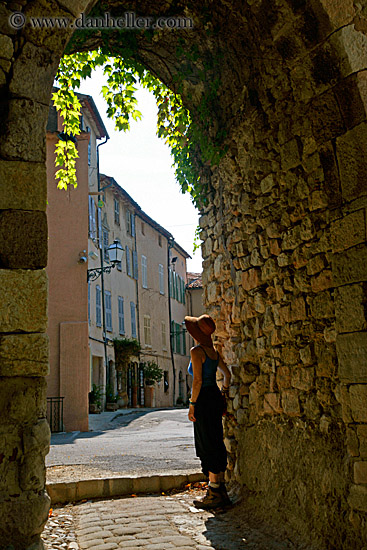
[
  {"x1": 280, "y1": 138, "x2": 301, "y2": 171},
  {"x1": 9, "y1": 42, "x2": 59, "y2": 105},
  {"x1": 336, "y1": 122, "x2": 367, "y2": 201},
  {"x1": 314, "y1": 341, "x2": 336, "y2": 378},
  {"x1": 348, "y1": 484, "x2": 367, "y2": 512},
  {"x1": 331, "y1": 210, "x2": 365, "y2": 253},
  {"x1": 311, "y1": 270, "x2": 333, "y2": 292},
  {"x1": 354, "y1": 461, "x2": 367, "y2": 484},
  {"x1": 0, "y1": 490, "x2": 50, "y2": 542},
  {"x1": 334, "y1": 70, "x2": 367, "y2": 130},
  {"x1": 0, "y1": 333, "x2": 49, "y2": 377},
  {"x1": 276, "y1": 366, "x2": 291, "y2": 390},
  {"x1": 263, "y1": 392, "x2": 282, "y2": 414},
  {"x1": 0, "y1": 210, "x2": 47, "y2": 268},
  {"x1": 332, "y1": 245, "x2": 367, "y2": 286},
  {"x1": 334, "y1": 284, "x2": 367, "y2": 333},
  {"x1": 349, "y1": 385, "x2": 367, "y2": 422},
  {"x1": 0, "y1": 377, "x2": 47, "y2": 426},
  {"x1": 291, "y1": 367, "x2": 314, "y2": 391},
  {"x1": 309, "y1": 291, "x2": 334, "y2": 319},
  {"x1": 310, "y1": 89, "x2": 345, "y2": 142},
  {"x1": 0, "y1": 35, "x2": 14, "y2": 60},
  {"x1": 23, "y1": 419, "x2": 50, "y2": 455},
  {"x1": 290, "y1": 296, "x2": 307, "y2": 321},
  {"x1": 0, "y1": 99, "x2": 48, "y2": 162},
  {"x1": 0, "y1": 161, "x2": 47, "y2": 211},
  {"x1": 331, "y1": 25, "x2": 367, "y2": 77},
  {"x1": 357, "y1": 426, "x2": 367, "y2": 458},
  {"x1": 336, "y1": 333, "x2": 367, "y2": 383},
  {"x1": 0, "y1": 269, "x2": 47, "y2": 333},
  {"x1": 242, "y1": 268, "x2": 261, "y2": 290},
  {"x1": 346, "y1": 428, "x2": 359, "y2": 457},
  {"x1": 281, "y1": 389, "x2": 301, "y2": 416}
]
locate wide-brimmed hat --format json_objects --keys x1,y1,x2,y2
[{"x1": 184, "y1": 314, "x2": 216, "y2": 346}]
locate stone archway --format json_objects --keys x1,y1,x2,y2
[{"x1": 1, "y1": 0, "x2": 367, "y2": 548}]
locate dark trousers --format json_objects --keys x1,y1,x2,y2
[{"x1": 193, "y1": 385, "x2": 227, "y2": 477}]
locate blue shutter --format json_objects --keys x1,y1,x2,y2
[
  {"x1": 133, "y1": 250, "x2": 138, "y2": 280},
  {"x1": 97, "y1": 208, "x2": 102, "y2": 249},
  {"x1": 105, "y1": 291, "x2": 112, "y2": 331},
  {"x1": 130, "y1": 302, "x2": 137, "y2": 338},
  {"x1": 131, "y1": 214, "x2": 135, "y2": 237},
  {"x1": 96, "y1": 286, "x2": 101, "y2": 327},
  {"x1": 126, "y1": 245, "x2": 132, "y2": 276},
  {"x1": 118, "y1": 297, "x2": 125, "y2": 335}
]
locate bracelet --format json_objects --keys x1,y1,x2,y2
[{"x1": 189, "y1": 400, "x2": 196, "y2": 406}]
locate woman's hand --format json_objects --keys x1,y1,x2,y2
[{"x1": 188, "y1": 404, "x2": 196, "y2": 422}]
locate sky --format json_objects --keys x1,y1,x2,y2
[{"x1": 78, "y1": 68, "x2": 202, "y2": 273}]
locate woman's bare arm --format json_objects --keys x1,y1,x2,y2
[
  {"x1": 218, "y1": 354, "x2": 231, "y2": 389},
  {"x1": 188, "y1": 346, "x2": 204, "y2": 422}
]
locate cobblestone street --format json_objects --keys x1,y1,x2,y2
[{"x1": 42, "y1": 486, "x2": 299, "y2": 550}]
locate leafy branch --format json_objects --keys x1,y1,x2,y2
[{"x1": 53, "y1": 48, "x2": 225, "y2": 208}]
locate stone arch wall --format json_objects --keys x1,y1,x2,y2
[{"x1": 0, "y1": 0, "x2": 367, "y2": 547}]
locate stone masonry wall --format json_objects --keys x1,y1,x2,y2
[
  {"x1": 0, "y1": 1, "x2": 96, "y2": 548},
  {"x1": 199, "y1": 4, "x2": 367, "y2": 548}
]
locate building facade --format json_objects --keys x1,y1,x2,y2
[
  {"x1": 88, "y1": 174, "x2": 191, "y2": 409},
  {"x1": 46, "y1": 91, "x2": 109, "y2": 431}
]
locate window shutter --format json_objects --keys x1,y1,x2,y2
[
  {"x1": 88, "y1": 282, "x2": 91, "y2": 325},
  {"x1": 105, "y1": 291, "x2": 112, "y2": 331},
  {"x1": 159, "y1": 264, "x2": 164, "y2": 294},
  {"x1": 182, "y1": 326, "x2": 186, "y2": 355},
  {"x1": 96, "y1": 286, "x2": 101, "y2": 327},
  {"x1": 142, "y1": 255, "x2": 147, "y2": 288},
  {"x1": 91, "y1": 199, "x2": 96, "y2": 240},
  {"x1": 131, "y1": 214, "x2": 135, "y2": 237},
  {"x1": 118, "y1": 296, "x2": 125, "y2": 335},
  {"x1": 88, "y1": 196, "x2": 93, "y2": 238},
  {"x1": 171, "y1": 320, "x2": 175, "y2": 352},
  {"x1": 133, "y1": 250, "x2": 138, "y2": 280},
  {"x1": 126, "y1": 245, "x2": 132, "y2": 276},
  {"x1": 130, "y1": 302, "x2": 137, "y2": 338}
]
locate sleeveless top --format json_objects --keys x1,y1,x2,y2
[{"x1": 188, "y1": 347, "x2": 219, "y2": 387}]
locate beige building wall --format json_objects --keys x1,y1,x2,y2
[{"x1": 46, "y1": 121, "x2": 90, "y2": 432}]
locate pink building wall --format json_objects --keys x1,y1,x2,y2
[{"x1": 46, "y1": 131, "x2": 90, "y2": 432}]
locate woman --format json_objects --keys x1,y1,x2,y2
[{"x1": 185, "y1": 314, "x2": 231, "y2": 509}]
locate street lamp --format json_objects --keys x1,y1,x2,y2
[{"x1": 87, "y1": 240, "x2": 124, "y2": 281}]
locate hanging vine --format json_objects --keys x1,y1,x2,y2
[{"x1": 53, "y1": 36, "x2": 227, "y2": 209}]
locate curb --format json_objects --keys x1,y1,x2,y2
[{"x1": 47, "y1": 472, "x2": 206, "y2": 505}]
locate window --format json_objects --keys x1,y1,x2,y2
[
  {"x1": 144, "y1": 315, "x2": 151, "y2": 347},
  {"x1": 96, "y1": 286, "x2": 101, "y2": 327},
  {"x1": 142, "y1": 255, "x2": 147, "y2": 288},
  {"x1": 161, "y1": 321, "x2": 167, "y2": 350},
  {"x1": 126, "y1": 245, "x2": 132, "y2": 276},
  {"x1": 132, "y1": 250, "x2": 138, "y2": 280},
  {"x1": 88, "y1": 196, "x2": 97, "y2": 240},
  {"x1": 175, "y1": 322, "x2": 181, "y2": 355},
  {"x1": 103, "y1": 228, "x2": 109, "y2": 262},
  {"x1": 169, "y1": 269, "x2": 173, "y2": 297},
  {"x1": 130, "y1": 302, "x2": 137, "y2": 338},
  {"x1": 114, "y1": 198, "x2": 120, "y2": 225},
  {"x1": 118, "y1": 296, "x2": 125, "y2": 335},
  {"x1": 141, "y1": 222, "x2": 145, "y2": 235},
  {"x1": 158, "y1": 235, "x2": 162, "y2": 247},
  {"x1": 159, "y1": 264, "x2": 164, "y2": 294},
  {"x1": 88, "y1": 140, "x2": 91, "y2": 166},
  {"x1": 116, "y1": 238, "x2": 122, "y2": 271},
  {"x1": 88, "y1": 282, "x2": 91, "y2": 325},
  {"x1": 127, "y1": 211, "x2": 136, "y2": 236},
  {"x1": 105, "y1": 291, "x2": 112, "y2": 332}
]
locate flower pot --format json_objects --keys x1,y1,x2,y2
[{"x1": 144, "y1": 385, "x2": 155, "y2": 408}]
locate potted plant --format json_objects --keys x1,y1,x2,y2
[
  {"x1": 142, "y1": 361, "x2": 163, "y2": 407},
  {"x1": 88, "y1": 384, "x2": 103, "y2": 414},
  {"x1": 113, "y1": 338, "x2": 141, "y2": 407},
  {"x1": 105, "y1": 384, "x2": 119, "y2": 411}
]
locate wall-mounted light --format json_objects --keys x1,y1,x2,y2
[{"x1": 87, "y1": 240, "x2": 124, "y2": 281}]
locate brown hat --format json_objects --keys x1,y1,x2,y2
[{"x1": 184, "y1": 314, "x2": 216, "y2": 347}]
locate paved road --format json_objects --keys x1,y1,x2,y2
[
  {"x1": 42, "y1": 490, "x2": 298, "y2": 550},
  {"x1": 47, "y1": 408, "x2": 201, "y2": 477}
]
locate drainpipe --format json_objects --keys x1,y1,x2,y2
[
  {"x1": 167, "y1": 236, "x2": 176, "y2": 407},
  {"x1": 96, "y1": 136, "x2": 109, "y2": 395}
]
